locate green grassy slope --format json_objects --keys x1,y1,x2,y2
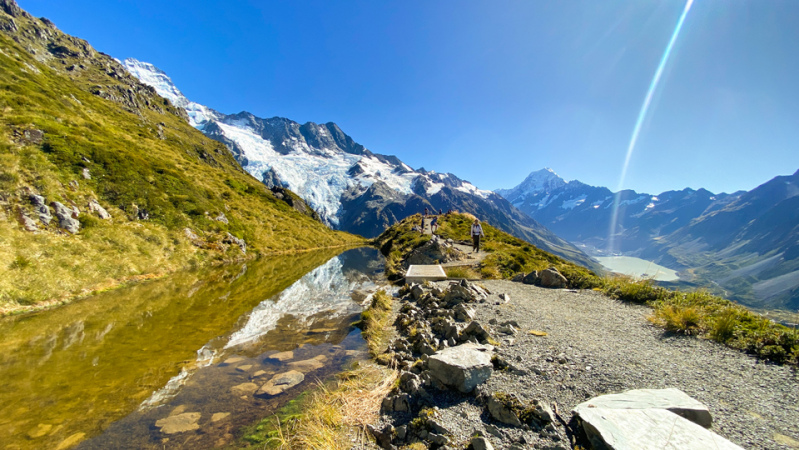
[{"x1": 0, "y1": 3, "x2": 363, "y2": 312}]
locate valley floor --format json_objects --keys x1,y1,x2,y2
[{"x1": 373, "y1": 280, "x2": 799, "y2": 449}]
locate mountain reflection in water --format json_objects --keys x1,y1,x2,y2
[{"x1": 0, "y1": 247, "x2": 384, "y2": 450}]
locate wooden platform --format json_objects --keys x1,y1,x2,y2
[{"x1": 405, "y1": 265, "x2": 447, "y2": 283}]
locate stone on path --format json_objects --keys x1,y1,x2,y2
[
  {"x1": 236, "y1": 364, "x2": 253, "y2": 372},
  {"x1": 256, "y1": 370, "x2": 305, "y2": 397},
  {"x1": 155, "y1": 412, "x2": 202, "y2": 434},
  {"x1": 538, "y1": 268, "x2": 568, "y2": 288},
  {"x1": 574, "y1": 388, "x2": 712, "y2": 428},
  {"x1": 406, "y1": 264, "x2": 447, "y2": 283},
  {"x1": 574, "y1": 407, "x2": 742, "y2": 450},
  {"x1": 469, "y1": 436, "x2": 495, "y2": 450},
  {"x1": 427, "y1": 343, "x2": 493, "y2": 393}
]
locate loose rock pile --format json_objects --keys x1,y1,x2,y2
[{"x1": 372, "y1": 280, "x2": 562, "y2": 449}]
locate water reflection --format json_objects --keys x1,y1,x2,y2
[{"x1": 0, "y1": 247, "x2": 383, "y2": 450}]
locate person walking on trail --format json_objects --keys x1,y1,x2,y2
[
  {"x1": 471, "y1": 219, "x2": 484, "y2": 253},
  {"x1": 424, "y1": 207, "x2": 428, "y2": 218},
  {"x1": 430, "y1": 216, "x2": 438, "y2": 233}
]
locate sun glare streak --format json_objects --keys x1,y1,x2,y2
[{"x1": 607, "y1": 0, "x2": 694, "y2": 254}]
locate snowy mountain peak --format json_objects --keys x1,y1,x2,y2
[
  {"x1": 495, "y1": 167, "x2": 567, "y2": 205},
  {"x1": 122, "y1": 58, "x2": 219, "y2": 128},
  {"x1": 123, "y1": 59, "x2": 495, "y2": 230}
]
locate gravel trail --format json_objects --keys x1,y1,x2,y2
[{"x1": 378, "y1": 280, "x2": 799, "y2": 449}]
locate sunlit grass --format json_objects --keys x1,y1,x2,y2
[{"x1": 0, "y1": 22, "x2": 364, "y2": 312}]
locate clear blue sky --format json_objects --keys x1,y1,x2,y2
[{"x1": 19, "y1": 0, "x2": 799, "y2": 195}]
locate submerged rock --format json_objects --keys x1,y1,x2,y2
[
  {"x1": 256, "y1": 370, "x2": 305, "y2": 397},
  {"x1": 155, "y1": 412, "x2": 201, "y2": 434}
]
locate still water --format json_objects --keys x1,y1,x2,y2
[
  {"x1": 0, "y1": 247, "x2": 384, "y2": 449},
  {"x1": 595, "y1": 255, "x2": 679, "y2": 281}
]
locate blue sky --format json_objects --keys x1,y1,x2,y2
[{"x1": 19, "y1": 0, "x2": 799, "y2": 195}]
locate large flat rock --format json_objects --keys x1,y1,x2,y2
[
  {"x1": 406, "y1": 265, "x2": 447, "y2": 283},
  {"x1": 427, "y1": 343, "x2": 493, "y2": 393},
  {"x1": 256, "y1": 370, "x2": 305, "y2": 397},
  {"x1": 575, "y1": 407, "x2": 742, "y2": 450},
  {"x1": 573, "y1": 388, "x2": 712, "y2": 428}
]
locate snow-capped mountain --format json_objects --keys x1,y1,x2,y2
[
  {"x1": 123, "y1": 59, "x2": 597, "y2": 269},
  {"x1": 498, "y1": 168, "x2": 799, "y2": 311}
]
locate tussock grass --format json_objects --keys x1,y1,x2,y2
[
  {"x1": 357, "y1": 289, "x2": 394, "y2": 359},
  {"x1": 242, "y1": 364, "x2": 397, "y2": 450},
  {"x1": 445, "y1": 266, "x2": 479, "y2": 279}
]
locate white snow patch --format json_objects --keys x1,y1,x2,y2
[{"x1": 561, "y1": 195, "x2": 587, "y2": 210}]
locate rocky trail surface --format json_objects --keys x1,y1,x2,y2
[
  {"x1": 420, "y1": 216, "x2": 486, "y2": 268},
  {"x1": 368, "y1": 279, "x2": 799, "y2": 449}
]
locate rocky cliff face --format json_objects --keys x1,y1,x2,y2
[
  {"x1": 124, "y1": 59, "x2": 597, "y2": 270},
  {"x1": 499, "y1": 168, "x2": 799, "y2": 310}
]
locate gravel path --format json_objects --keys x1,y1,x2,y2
[{"x1": 377, "y1": 280, "x2": 799, "y2": 449}]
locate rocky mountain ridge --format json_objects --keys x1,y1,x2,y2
[
  {"x1": 498, "y1": 168, "x2": 799, "y2": 310},
  {"x1": 123, "y1": 59, "x2": 597, "y2": 269}
]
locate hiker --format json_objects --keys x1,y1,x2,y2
[
  {"x1": 424, "y1": 207, "x2": 428, "y2": 218},
  {"x1": 470, "y1": 218, "x2": 484, "y2": 253},
  {"x1": 430, "y1": 215, "x2": 438, "y2": 233}
]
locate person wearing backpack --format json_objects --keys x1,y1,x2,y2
[{"x1": 471, "y1": 218, "x2": 484, "y2": 253}]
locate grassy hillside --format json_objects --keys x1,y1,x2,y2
[
  {"x1": 0, "y1": 3, "x2": 363, "y2": 313},
  {"x1": 376, "y1": 213, "x2": 799, "y2": 366}
]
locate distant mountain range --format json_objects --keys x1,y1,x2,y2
[
  {"x1": 498, "y1": 168, "x2": 799, "y2": 310},
  {"x1": 124, "y1": 60, "x2": 597, "y2": 269}
]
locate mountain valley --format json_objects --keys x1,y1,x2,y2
[{"x1": 498, "y1": 168, "x2": 799, "y2": 311}]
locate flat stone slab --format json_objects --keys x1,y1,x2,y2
[
  {"x1": 573, "y1": 388, "x2": 712, "y2": 428},
  {"x1": 575, "y1": 407, "x2": 742, "y2": 450},
  {"x1": 406, "y1": 264, "x2": 447, "y2": 283},
  {"x1": 427, "y1": 343, "x2": 493, "y2": 393}
]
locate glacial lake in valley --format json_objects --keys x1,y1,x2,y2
[
  {"x1": 595, "y1": 255, "x2": 680, "y2": 282},
  {"x1": 0, "y1": 247, "x2": 384, "y2": 449}
]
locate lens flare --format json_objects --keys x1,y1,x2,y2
[{"x1": 608, "y1": 0, "x2": 694, "y2": 254}]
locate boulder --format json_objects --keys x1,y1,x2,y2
[
  {"x1": 224, "y1": 232, "x2": 246, "y2": 253},
  {"x1": 50, "y1": 201, "x2": 79, "y2": 233},
  {"x1": 575, "y1": 407, "x2": 742, "y2": 450},
  {"x1": 256, "y1": 370, "x2": 304, "y2": 397},
  {"x1": 81, "y1": 168, "x2": 91, "y2": 179},
  {"x1": 87, "y1": 199, "x2": 111, "y2": 219},
  {"x1": 155, "y1": 412, "x2": 201, "y2": 434},
  {"x1": 522, "y1": 271, "x2": 539, "y2": 285},
  {"x1": 18, "y1": 213, "x2": 38, "y2": 232},
  {"x1": 427, "y1": 343, "x2": 493, "y2": 393},
  {"x1": 486, "y1": 395, "x2": 522, "y2": 426},
  {"x1": 29, "y1": 195, "x2": 51, "y2": 225},
  {"x1": 469, "y1": 436, "x2": 495, "y2": 450},
  {"x1": 538, "y1": 268, "x2": 568, "y2": 288},
  {"x1": 573, "y1": 388, "x2": 712, "y2": 428}
]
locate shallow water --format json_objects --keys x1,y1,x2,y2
[
  {"x1": 0, "y1": 247, "x2": 384, "y2": 449},
  {"x1": 596, "y1": 255, "x2": 679, "y2": 281}
]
